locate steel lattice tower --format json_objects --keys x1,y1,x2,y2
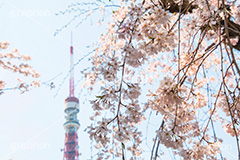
[{"x1": 63, "y1": 33, "x2": 80, "y2": 160}]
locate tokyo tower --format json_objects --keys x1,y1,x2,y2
[{"x1": 63, "y1": 33, "x2": 80, "y2": 160}]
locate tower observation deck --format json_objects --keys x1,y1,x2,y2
[{"x1": 63, "y1": 33, "x2": 80, "y2": 160}]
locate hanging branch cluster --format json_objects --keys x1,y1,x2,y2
[
  {"x1": 73, "y1": 0, "x2": 240, "y2": 159},
  {"x1": 0, "y1": 41, "x2": 40, "y2": 94},
  {"x1": 54, "y1": 1, "x2": 120, "y2": 36}
]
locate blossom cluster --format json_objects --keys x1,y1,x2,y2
[
  {"x1": 81, "y1": 0, "x2": 240, "y2": 159},
  {"x1": 0, "y1": 41, "x2": 40, "y2": 94}
]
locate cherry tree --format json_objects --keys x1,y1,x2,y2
[
  {"x1": 59, "y1": 0, "x2": 240, "y2": 159},
  {"x1": 0, "y1": 41, "x2": 40, "y2": 95}
]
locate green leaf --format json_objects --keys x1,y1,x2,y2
[{"x1": 96, "y1": 95, "x2": 105, "y2": 99}]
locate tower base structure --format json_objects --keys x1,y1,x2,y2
[
  {"x1": 63, "y1": 132, "x2": 79, "y2": 160},
  {"x1": 63, "y1": 97, "x2": 80, "y2": 160}
]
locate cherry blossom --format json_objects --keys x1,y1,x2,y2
[
  {"x1": 0, "y1": 41, "x2": 40, "y2": 94},
  {"x1": 68, "y1": 0, "x2": 240, "y2": 159}
]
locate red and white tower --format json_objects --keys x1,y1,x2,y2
[{"x1": 63, "y1": 33, "x2": 80, "y2": 160}]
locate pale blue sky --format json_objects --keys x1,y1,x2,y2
[
  {"x1": 0, "y1": 0, "x2": 239, "y2": 160},
  {"x1": 0, "y1": 0, "x2": 103, "y2": 159}
]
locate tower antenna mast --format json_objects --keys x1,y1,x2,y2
[{"x1": 70, "y1": 31, "x2": 74, "y2": 97}]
